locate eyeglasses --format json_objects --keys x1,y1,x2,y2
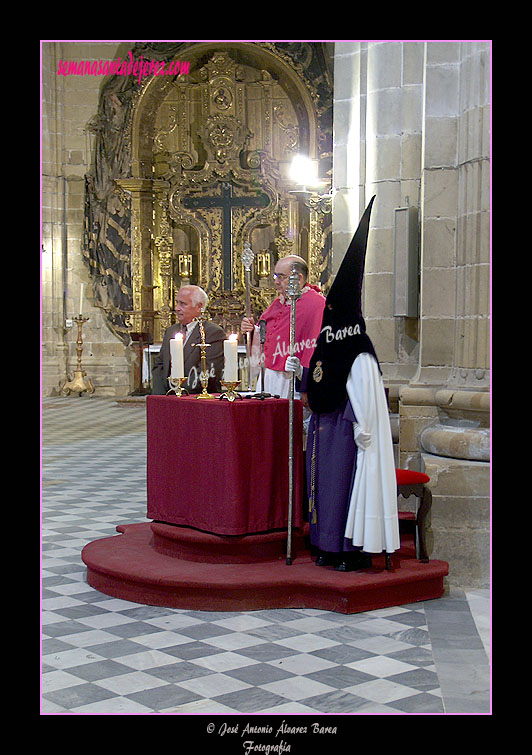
[{"x1": 273, "y1": 273, "x2": 289, "y2": 281}]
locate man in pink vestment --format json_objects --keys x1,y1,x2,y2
[{"x1": 241, "y1": 255, "x2": 325, "y2": 399}]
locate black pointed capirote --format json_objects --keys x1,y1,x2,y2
[{"x1": 307, "y1": 196, "x2": 380, "y2": 416}]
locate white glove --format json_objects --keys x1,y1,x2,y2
[
  {"x1": 285, "y1": 356, "x2": 303, "y2": 379},
  {"x1": 353, "y1": 423, "x2": 371, "y2": 450}
]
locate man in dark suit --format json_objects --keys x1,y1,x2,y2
[{"x1": 151, "y1": 285, "x2": 226, "y2": 395}]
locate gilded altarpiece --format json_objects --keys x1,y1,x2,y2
[
  {"x1": 126, "y1": 47, "x2": 331, "y2": 342},
  {"x1": 85, "y1": 43, "x2": 333, "y2": 351}
]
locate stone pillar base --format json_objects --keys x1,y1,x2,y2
[{"x1": 422, "y1": 453, "x2": 490, "y2": 588}]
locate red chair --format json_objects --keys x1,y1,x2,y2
[{"x1": 395, "y1": 468, "x2": 431, "y2": 564}]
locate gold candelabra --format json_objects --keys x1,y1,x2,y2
[
  {"x1": 60, "y1": 316, "x2": 95, "y2": 396},
  {"x1": 166, "y1": 377, "x2": 189, "y2": 396},
  {"x1": 192, "y1": 313, "x2": 216, "y2": 399},
  {"x1": 219, "y1": 380, "x2": 242, "y2": 402}
]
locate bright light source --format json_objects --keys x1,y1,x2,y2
[{"x1": 290, "y1": 154, "x2": 319, "y2": 187}]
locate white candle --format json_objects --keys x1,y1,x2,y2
[
  {"x1": 224, "y1": 334, "x2": 239, "y2": 382},
  {"x1": 170, "y1": 332, "x2": 184, "y2": 378},
  {"x1": 79, "y1": 283, "x2": 85, "y2": 315}
]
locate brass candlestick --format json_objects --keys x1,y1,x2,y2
[
  {"x1": 60, "y1": 315, "x2": 95, "y2": 396},
  {"x1": 178, "y1": 253, "x2": 193, "y2": 285},
  {"x1": 192, "y1": 313, "x2": 215, "y2": 399},
  {"x1": 219, "y1": 380, "x2": 242, "y2": 402},
  {"x1": 166, "y1": 377, "x2": 189, "y2": 396}
]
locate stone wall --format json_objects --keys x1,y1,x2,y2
[
  {"x1": 41, "y1": 42, "x2": 133, "y2": 397},
  {"x1": 333, "y1": 41, "x2": 491, "y2": 588}
]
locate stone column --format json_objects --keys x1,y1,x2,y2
[
  {"x1": 417, "y1": 41, "x2": 490, "y2": 390},
  {"x1": 333, "y1": 42, "x2": 426, "y2": 380},
  {"x1": 417, "y1": 42, "x2": 460, "y2": 385},
  {"x1": 453, "y1": 42, "x2": 491, "y2": 387},
  {"x1": 42, "y1": 43, "x2": 69, "y2": 392},
  {"x1": 332, "y1": 41, "x2": 367, "y2": 273},
  {"x1": 364, "y1": 42, "x2": 425, "y2": 375}
]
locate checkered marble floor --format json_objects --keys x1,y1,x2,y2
[{"x1": 41, "y1": 397, "x2": 491, "y2": 715}]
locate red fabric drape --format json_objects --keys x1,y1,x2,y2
[{"x1": 146, "y1": 395, "x2": 304, "y2": 535}]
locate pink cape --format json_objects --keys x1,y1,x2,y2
[{"x1": 260, "y1": 286, "x2": 326, "y2": 370}]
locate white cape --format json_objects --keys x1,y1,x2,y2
[{"x1": 344, "y1": 353, "x2": 400, "y2": 554}]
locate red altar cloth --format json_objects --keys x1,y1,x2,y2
[{"x1": 146, "y1": 395, "x2": 304, "y2": 535}]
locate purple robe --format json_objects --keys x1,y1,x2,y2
[{"x1": 306, "y1": 400, "x2": 361, "y2": 554}]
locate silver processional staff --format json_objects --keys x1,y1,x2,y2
[
  {"x1": 286, "y1": 264, "x2": 302, "y2": 565},
  {"x1": 242, "y1": 242, "x2": 255, "y2": 391}
]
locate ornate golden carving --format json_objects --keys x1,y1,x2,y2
[
  {"x1": 202, "y1": 114, "x2": 248, "y2": 165},
  {"x1": 127, "y1": 44, "x2": 331, "y2": 340}
]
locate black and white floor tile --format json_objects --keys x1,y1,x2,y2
[{"x1": 41, "y1": 397, "x2": 491, "y2": 715}]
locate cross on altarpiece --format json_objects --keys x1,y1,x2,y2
[{"x1": 182, "y1": 182, "x2": 269, "y2": 290}]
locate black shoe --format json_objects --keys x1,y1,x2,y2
[
  {"x1": 315, "y1": 551, "x2": 337, "y2": 567},
  {"x1": 334, "y1": 552, "x2": 372, "y2": 572}
]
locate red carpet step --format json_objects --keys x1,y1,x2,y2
[{"x1": 82, "y1": 520, "x2": 449, "y2": 615}]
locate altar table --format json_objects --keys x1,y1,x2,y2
[{"x1": 146, "y1": 395, "x2": 304, "y2": 535}]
